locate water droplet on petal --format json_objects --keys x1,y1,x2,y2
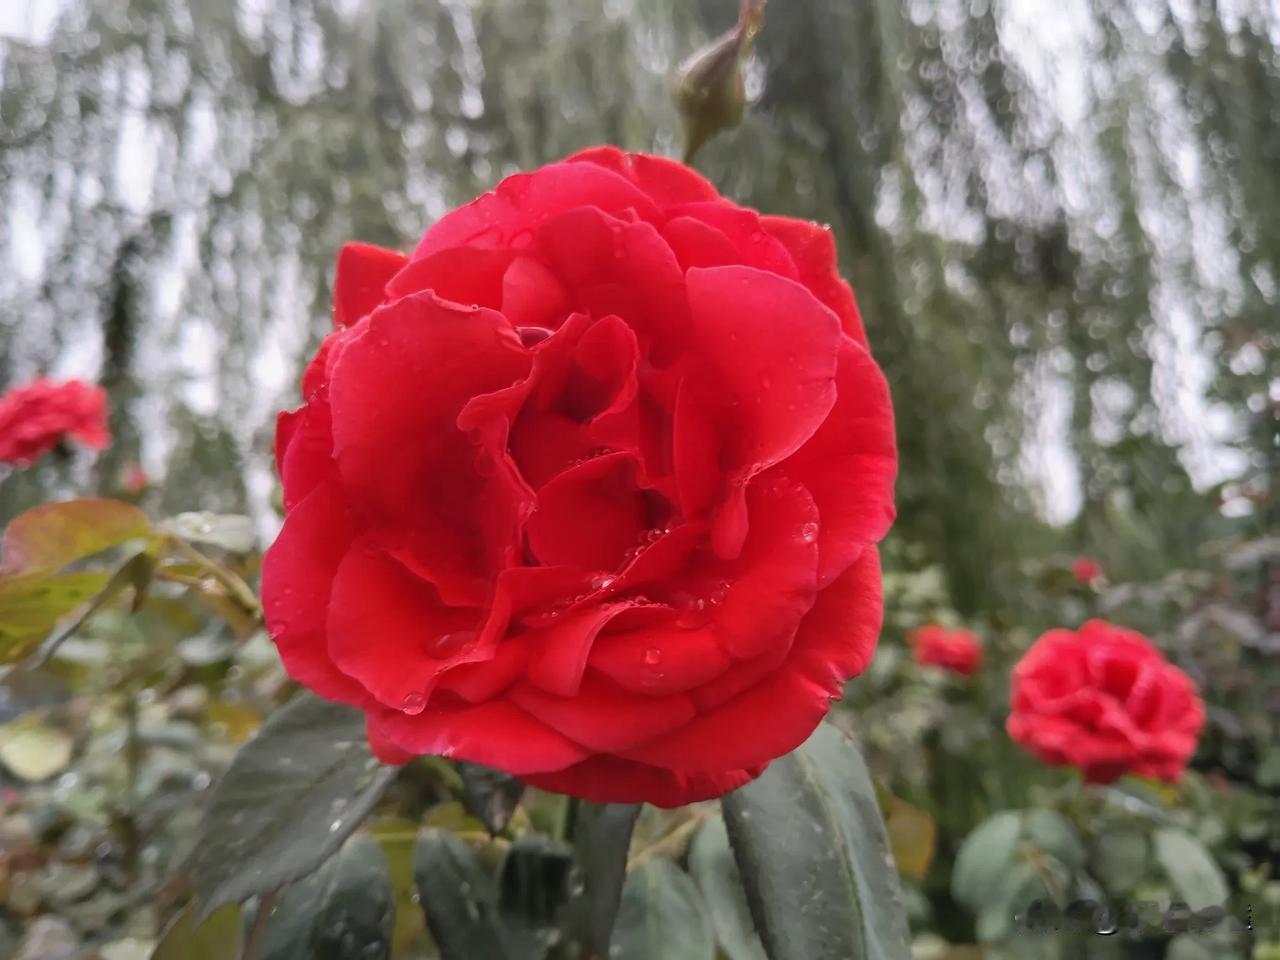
[
  {"x1": 431, "y1": 630, "x2": 476, "y2": 658},
  {"x1": 798, "y1": 521, "x2": 819, "y2": 544},
  {"x1": 643, "y1": 648, "x2": 662, "y2": 665},
  {"x1": 590, "y1": 574, "x2": 617, "y2": 591},
  {"x1": 401, "y1": 692, "x2": 427, "y2": 715}
]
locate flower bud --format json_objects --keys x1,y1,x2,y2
[{"x1": 673, "y1": 0, "x2": 766, "y2": 163}]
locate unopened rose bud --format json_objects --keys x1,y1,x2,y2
[{"x1": 673, "y1": 0, "x2": 766, "y2": 163}]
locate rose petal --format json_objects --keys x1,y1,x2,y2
[
  {"x1": 414, "y1": 161, "x2": 661, "y2": 259},
  {"x1": 589, "y1": 617, "x2": 730, "y2": 695},
  {"x1": 779, "y1": 338, "x2": 896, "y2": 585},
  {"x1": 760, "y1": 216, "x2": 869, "y2": 347},
  {"x1": 522, "y1": 754, "x2": 762, "y2": 809},
  {"x1": 507, "y1": 674, "x2": 696, "y2": 753},
  {"x1": 526, "y1": 452, "x2": 646, "y2": 571},
  {"x1": 666, "y1": 202, "x2": 800, "y2": 278},
  {"x1": 327, "y1": 544, "x2": 479, "y2": 709},
  {"x1": 385, "y1": 246, "x2": 515, "y2": 307},
  {"x1": 684, "y1": 266, "x2": 841, "y2": 558},
  {"x1": 333, "y1": 242, "x2": 408, "y2": 328},
  {"x1": 367, "y1": 700, "x2": 588, "y2": 774},
  {"x1": 329, "y1": 292, "x2": 531, "y2": 603},
  {"x1": 261, "y1": 479, "x2": 369, "y2": 706},
  {"x1": 567, "y1": 146, "x2": 721, "y2": 206}
]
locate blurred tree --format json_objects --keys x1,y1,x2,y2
[{"x1": 0, "y1": 0, "x2": 1273, "y2": 615}]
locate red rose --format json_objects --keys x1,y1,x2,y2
[
  {"x1": 1007, "y1": 620, "x2": 1204, "y2": 784},
  {"x1": 1071, "y1": 556, "x2": 1102, "y2": 584},
  {"x1": 909, "y1": 625, "x2": 982, "y2": 676},
  {"x1": 263, "y1": 147, "x2": 896, "y2": 807},
  {"x1": 0, "y1": 378, "x2": 110, "y2": 466}
]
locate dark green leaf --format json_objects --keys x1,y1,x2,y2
[
  {"x1": 152, "y1": 902, "x2": 243, "y2": 960},
  {"x1": 184, "y1": 693, "x2": 397, "y2": 914},
  {"x1": 611, "y1": 858, "x2": 715, "y2": 960},
  {"x1": 566, "y1": 802, "x2": 641, "y2": 956},
  {"x1": 0, "y1": 499, "x2": 150, "y2": 575},
  {"x1": 688, "y1": 816, "x2": 766, "y2": 960},
  {"x1": 1153, "y1": 828, "x2": 1229, "y2": 911},
  {"x1": 412, "y1": 828, "x2": 537, "y2": 960},
  {"x1": 260, "y1": 834, "x2": 394, "y2": 960},
  {"x1": 457, "y1": 761, "x2": 525, "y2": 835},
  {"x1": 722, "y1": 723, "x2": 912, "y2": 960}
]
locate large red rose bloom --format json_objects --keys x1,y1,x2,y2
[
  {"x1": 1007, "y1": 620, "x2": 1204, "y2": 784},
  {"x1": 0, "y1": 378, "x2": 110, "y2": 466},
  {"x1": 263, "y1": 147, "x2": 897, "y2": 806}
]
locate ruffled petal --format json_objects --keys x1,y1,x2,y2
[
  {"x1": 522, "y1": 754, "x2": 762, "y2": 809},
  {"x1": 333, "y1": 242, "x2": 408, "y2": 328},
  {"x1": 385, "y1": 246, "x2": 515, "y2": 308},
  {"x1": 779, "y1": 338, "x2": 896, "y2": 586},
  {"x1": 759, "y1": 216, "x2": 868, "y2": 347},
  {"x1": 328, "y1": 292, "x2": 531, "y2": 603},
  {"x1": 261, "y1": 479, "x2": 369, "y2": 706},
  {"x1": 567, "y1": 146, "x2": 720, "y2": 206},
  {"x1": 367, "y1": 700, "x2": 588, "y2": 774},
  {"x1": 665, "y1": 202, "x2": 800, "y2": 279},
  {"x1": 414, "y1": 162, "x2": 660, "y2": 259},
  {"x1": 327, "y1": 544, "x2": 480, "y2": 709},
  {"x1": 683, "y1": 266, "x2": 840, "y2": 558},
  {"x1": 526, "y1": 452, "x2": 646, "y2": 571},
  {"x1": 507, "y1": 675, "x2": 696, "y2": 753}
]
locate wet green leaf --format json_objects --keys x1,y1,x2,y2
[
  {"x1": 567, "y1": 802, "x2": 641, "y2": 956},
  {"x1": 611, "y1": 858, "x2": 715, "y2": 960},
  {"x1": 688, "y1": 816, "x2": 766, "y2": 960},
  {"x1": 184, "y1": 692, "x2": 397, "y2": 914}
]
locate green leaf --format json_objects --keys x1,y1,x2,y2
[
  {"x1": 1153, "y1": 828, "x2": 1229, "y2": 911},
  {"x1": 951, "y1": 811, "x2": 1024, "y2": 911},
  {"x1": 260, "y1": 834, "x2": 394, "y2": 960},
  {"x1": 183, "y1": 692, "x2": 397, "y2": 914},
  {"x1": 0, "y1": 499, "x2": 150, "y2": 575},
  {"x1": 0, "y1": 571, "x2": 110, "y2": 660},
  {"x1": 457, "y1": 761, "x2": 525, "y2": 836},
  {"x1": 412, "y1": 829, "x2": 537, "y2": 960},
  {"x1": 688, "y1": 816, "x2": 766, "y2": 960},
  {"x1": 1022, "y1": 810, "x2": 1085, "y2": 870},
  {"x1": 722, "y1": 723, "x2": 912, "y2": 960},
  {"x1": 152, "y1": 902, "x2": 243, "y2": 960},
  {"x1": 611, "y1": 858, "x2": 715, "y2": 960},
  {"x1": 162, "y1": 512, "x2": 256, "y2": 554},
  {"x1": 1090, "y1": 827, "x2": 1149, "y2": 895},
  {"x1": 30, "y1": 552, "x2": 156, "y2": 665},
  {"x1": 566, "y1": 802, "x2": 641, "y2": 955}
]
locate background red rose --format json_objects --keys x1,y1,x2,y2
[
  {"x1": 1007, "y1": 619, "x2": 1204, "y2": 784},
  {"x1": 1071, "y1": 556, "x2": 1102, "y2": 584},
  {"x1": 263, "y1": 147, "x2": 897, "y2": 806},
  {"x1": 909, "y1": 625, "x2": 982, "y2": 676},
  {"x1": 0, "y1": 378, "x2": 110, "y2": 466}
]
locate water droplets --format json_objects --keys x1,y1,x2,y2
[
  {"x1": 328, "y1": 819, "x2": 344, "y2": 833},
  {"x1": 640, "y1": 648, "x2": 665, "y2": 688},
  {"x1": 400, "y1": 692, "x2": 427, "y2": 715},
  {"x1": 642, "y1": 648, "x2": 662, "y2": 666},
  {"x1": 430, "y1": 630, "x2": 476, "y2": 659},
  {"x1": 590, "y1": 573, "x2": 617, "y2": 591},
  {"x1": 797, "y1": 521, "x2": 819, "y2": 544}
]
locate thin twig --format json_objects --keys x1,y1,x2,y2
[{"x1": 241, "y1": 889, "x2": 279, "y2": 960}]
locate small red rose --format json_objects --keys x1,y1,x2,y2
[
  {"x1": 1071, "y1": 556, "x2": 1102, "y2": 584},
  {"x1": 0, "y1": 378, "x2": 110, "y2": 466},
  {"x1": 263, "y1": 147, "x2": 897, "y2": 806},
  {"x1": 1007, "y1": 619, "x2": 1204, "y2": 784},
  {"x1": 909, "y1": 625, "x2": 982, "y2": 676}
]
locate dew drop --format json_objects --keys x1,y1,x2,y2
[
  {"x1": 590, "y1": 574, "x2": 617, "y2": 591},
  {"x1": 431, "y1": 630, "x2": 476, "y2": 658},
  {"x1": 798, "y1": 521, "x2": 819, "y2": 544},
  {"x1": 328, "y1": 819, "x2": 344, "y2": 833},
  {"x1": 401, "y1": 692, "x2": 427, "y2": 715},
  {"x1": 643, "y1": 648, "x2": 662, "y2": 666}
]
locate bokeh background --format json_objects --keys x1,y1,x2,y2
[{"x1": 0, "y1": 1, "x2": 1276, "y2": 957}]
